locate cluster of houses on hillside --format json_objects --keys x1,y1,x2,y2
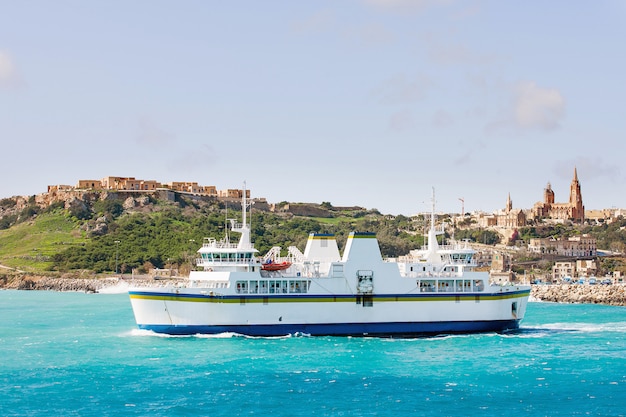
[
  {"x1": 485, "y1": 234, "x2": 618, "y2": 284},
  {"x1": 48, "y1": 176, "x2": 250, "y2": 199}
]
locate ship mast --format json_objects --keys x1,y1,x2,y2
[
  {"x1": 231, "y1": 181, "x2": 253, "y2": 250},
  {"x1": 424, "y1": 187, "x2": 443, "y2": 263}
]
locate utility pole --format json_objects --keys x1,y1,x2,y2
[{"x1": 114, "y1": 240, "x2": 120, "y2": 275}]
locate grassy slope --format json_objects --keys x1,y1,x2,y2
[{"x1": 0, "y1": 210, "x2": 87, "y2": 272}]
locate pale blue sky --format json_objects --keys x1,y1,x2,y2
[{"x1": 1, "y1": 1, "x2": 625, "y2": 215}]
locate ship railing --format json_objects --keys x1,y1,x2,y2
[
  {"x1": 411, "y1": 271, "x2": 463, "y2": 278},
  {"x1": 196, "y1": 258, "x2": 260, "y2": 266},
  {"x1": 202, "y1": 241, "x2": 244, "y2": 250},
  {"x1": 202, "y1": 237, "x2": 253, "y2": 250}
]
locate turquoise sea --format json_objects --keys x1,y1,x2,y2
[{"x1": 1, "y1": 290, "x2": 625, "y2": 416}]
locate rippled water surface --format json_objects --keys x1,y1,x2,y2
[{"x1": 1, "y1": 291, "x2": 625, "y2": 416}]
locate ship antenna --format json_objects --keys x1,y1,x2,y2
[
  {"x1": 242, "y1": 180, "x2": 247, "y2": 228},
  {"x1": 427, "y1": 187, "x2": 439, "y2": 254},
  {"x1": 224, "y1": 201, "x2": 230, "y2": 244},
  {"x1": 430, "y1": 186, "x2": 436, "y2": 233}
]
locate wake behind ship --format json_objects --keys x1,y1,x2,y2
[{"x1": 128, "y1": 188, "x2": 530, "y2": 337}]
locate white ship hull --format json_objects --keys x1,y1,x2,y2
[{"x1": 129, "y1": 286, "x2": 529, "y2": 336}]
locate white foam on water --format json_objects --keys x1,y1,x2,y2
[
  {"x1": 121, "y1": 329, "x2": 316, "y2": 339},
  {"x1": 97, "y1": 281, "x2": 130, "y2": 294},
  {"x1": 123, "y1": 328, "x2": 183, "y2": 338},
  {"x1": 533, "y1": 322, "x2": 626, "y2": 333},
  {"x1": 195, "y1": 332, "x2": 246, "y2": 339}
]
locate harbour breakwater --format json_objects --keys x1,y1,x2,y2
[
  {"x1": 530, "y1": 283, "x2": 626, "y2": 306},
  {"x1": 1, "y1": 275, "x2": 626, "y2": 306},
  {"x1": 0, "y1": 275, "x2": 181, "y2": 293}
]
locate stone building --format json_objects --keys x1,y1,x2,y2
[
  {"x1": 76, "y1": 179, "x2": 103, "y2": 189},
  {"x1": 474, "y1": 194, "x2": 526, "y2": 229},
  {"x1": 553, "y1": 261, "x2": 576, "y2": 281},
  {"x1": 532, "y1": 168, "x2": 585, "y2": 223},
  {"x1": 495, "y1": 193, "x2": 527, "y2": 228},
  {"x1": 490, "y1": 252, "x2": 517, "y2": 284},
  {"x1": 552, "y1": 259, "x2": 598, "y2": 281},
  {"x1": 528, "y1": 234, "x2": 596, "y2": 257}
]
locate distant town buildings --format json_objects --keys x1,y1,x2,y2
[
  {"x1": 48, "y1": 176, "x2": 250, "y2": 199},
  {"x1": 528, "y1": 234, "x2": 597, "y2": 257}
]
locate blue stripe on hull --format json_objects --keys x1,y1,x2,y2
[{"x1": 138, "y1": 320, "x2": 522, "y2": 337}]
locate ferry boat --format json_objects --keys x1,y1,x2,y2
[{"x1": 128, "y1": 188, "x2": 531, "y2": 337}]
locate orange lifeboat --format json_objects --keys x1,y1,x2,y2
[{"x1": 261, "y1": 261, "x2": 291, "y2": 271}]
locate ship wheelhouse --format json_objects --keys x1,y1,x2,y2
[{"x1": 196, "y1": 237, "x2": 260, "y2": 273}]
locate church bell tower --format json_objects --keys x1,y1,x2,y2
[{"x1": 569, "y1": 167, "x2": 584, "y2": 222}]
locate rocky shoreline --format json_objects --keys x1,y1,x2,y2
[
  {"x1": 1, "y1": 275, "x2": 626, "y2": 306},
  {"x1": 530, "y1": 283, "x2": 626, "y2": 306},
  {"x1": 0, "y1": 275, "x2": 182, "y2": 293}
]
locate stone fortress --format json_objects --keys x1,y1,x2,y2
[{"x1": 48, "y1": 176, "x2": 250, "y2": 200}]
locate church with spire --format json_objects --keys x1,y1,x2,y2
[
  {"x1": 474, "y1": 192, "x2": 528, "y2": 229},
  {"x1": 495, "y1": 192, "x2": 527, "y2": 228},
  {"x1": 531, "y1": 167, "x2": 585, "y2": 223}
]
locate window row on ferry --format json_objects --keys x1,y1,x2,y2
[
  {"x1": 418, "y1": 279, "x2": 484, "y2": 292},
  {"x1": 201, "y1": 252, "x2": 255, "y2": 263},
  {"x1": 235, "y1": 279, "x2": 311, "y2": 294},
  {"x1": 408, "y1": 265, "x2": 462, "y2": 278}
]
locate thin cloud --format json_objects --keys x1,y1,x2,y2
[
  {"x1": 291, "y1": 10, "x2": 335, "y2": 33},
  {"x1": 373, "y1": 73, "x2": 434, "y2": 105},
  {"x1": 343, "y1": 23, "x2": 394, "y2": 46},
  {"x1": 388, "y1": 109, "x2": 415, "y2": 131},
  {"x1": 432, "y1": 109, "x2": 454, "y2": 127},
  {"x1": 0, "y1": 50, "x2": 20, "y2": 88},
  {"x1": 136, "y1": 118, "x2": 176, "y2": 145},
  {"x1": 170, "y1": 144, "x2": 219, "y2": 173},
  {"x1": 453, "y1": 139, "x2": 485, "y2": 165},
  {"x1": 514, "y1": 81, "x2": 565, "y2": 130},
  {"x1": 486, "y1": 81, "x2": 566, "y2": 134},
  {"x1": 364, "y1": 0, "x2": 453, "y2": 13},
  {"x1": 555, "y1": 158, "x2": 621, "y2": 183},
  {"x1": 429, "y1": 42, "x2": 503, "y2": 66}
]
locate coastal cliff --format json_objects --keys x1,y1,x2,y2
[{"x1": 2, "y1": 275, "x2": 626, "y2": 306}]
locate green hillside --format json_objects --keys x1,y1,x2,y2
[
  {"x1": 0, "y1": 210, "x2": 87, "y2": 272},
  {"x1": 0, "y1": 196, "x2": 424, "y2": 275}
]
